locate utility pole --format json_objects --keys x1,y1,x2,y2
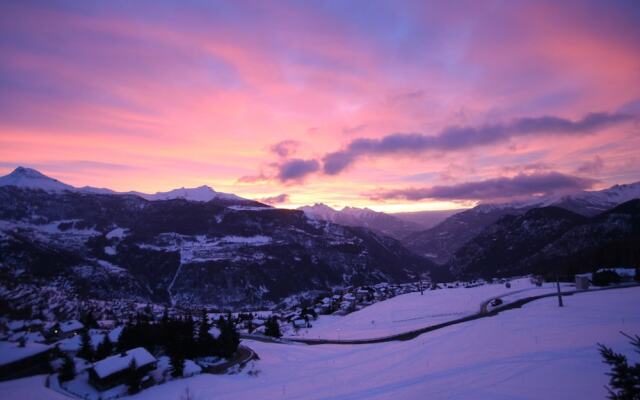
[{"x1": 556, "y1": 273, "x2": 564, "y2": 307}]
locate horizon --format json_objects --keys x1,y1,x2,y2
[{"x1": 1, "y1": 1, "x2": 639, "y2": 213}]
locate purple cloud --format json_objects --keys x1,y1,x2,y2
[
  {"x1": 270, "y1": 140, "x2": 300, "y2": 158},
  {"x1": 257, "y1": 193, "x2": 289, "y2": 205},
  {"x1": 277, "y1": 158, "x2": 320, "y2": 182},
  {"x1": 368, "y1": 172, "x2": 597, "y2": 202},
  {"x1": 323, "y1": 112, "x2": 632, "y2": 175}
]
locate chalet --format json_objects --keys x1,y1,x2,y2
[
  {"x1": 49, "y1": 320, "x2": 84, "y2": 341},
  {"x1": 0, "y1": 341, "x2": 54, "y2": 381},
  {"x1": 89, "y1": 347, "x2": 157, "y2": 391}
]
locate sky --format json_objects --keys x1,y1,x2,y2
[{"x1": 1, "y1": 0, "x2": 639, "y2": 212}]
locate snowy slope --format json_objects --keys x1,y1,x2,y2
[
  {"x1": 119, "y1": 287, "x2": 640, "y2": 400},
  {"x1": 299, "y1": 203, "x2": 423, "y2": 239},
  {"x1": 0, "y1": 167, "x2": 74, "y2": 192},
  {"x1": 0, "y1": 167, "x2": 246, "y2": 203},
  {"x1": 286, "y1": 278, "x2": 566, "y2": 340},
  {"x1": 134, "y1": 185, "x2": 243, "y2": 202}
]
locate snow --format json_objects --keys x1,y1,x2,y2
[
  {"x1": 105, "y1": 227, "x2": 128, "y2": 240},
  {"x1": 0, "y1": 167, "x2": 74, "y2": 192},
  {"x1": 92, "y1": 347, "x2": 157, "y2": 379},
  {"x1": 2, "y1": 287, "x2": 640, "y2": 399},
  {"x1": 0, "y1": 341, "x2": 51, "y2": 366},
  {"x1": 126, "y1": 286, "x2": 640, "y2": 400},
  {"x1": 0, "y1": 375, "x2": 69, "y2": 399},
  {"x1": 287, "y1": 278, "x2": 566, "y2": 340},
  {"x1": 137, "y1": 185, "x2": 243, "y2": 202},
  {"x1": 59, "y1": 320, "x2": 84, "y2": 333}
]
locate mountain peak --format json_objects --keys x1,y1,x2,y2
[
  {"x1": 137, "y1": 185, "x2": 242, "y2": 202},
  {"x1": 0, "y1": 166, "x2": 74, "y2": 191}
]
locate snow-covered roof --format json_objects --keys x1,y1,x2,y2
[
  {"x1": 92, "y1": 347, "x2": 156, "y2": 379},
  {"x1": 7, "y1": 320, "x2": 25, "y2": 331},
  {"x1": 0, "y1": 341, "x2": 52, "y2": 366},
  {"x1": 59, "y1": 320, "x2": 84, "y2": 333},
  {"x1": 597, "y1": 268, "x2": 636, "y2": 277}
]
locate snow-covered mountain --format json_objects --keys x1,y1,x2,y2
[
  {"x1": 0, "y1": 167, "x2": 245, "y2": 203},
  {"x1": 0, "y1": 166, "x2": 75, "y2": 192},
  {"x1": 405, "y1": 182, "x2": 640, "y2": 265},
  {"x1": 133, "y1": 185, "x2": 243, "y2": 202},
  {"x1": 298, "y1": 203, "x2": 423, "y2": 239},
  {"x1": 446, "y1": 199, "x2": 640, "y2": 279},
  {"x1": 0, "y1": 184, "x2": 432, "y2": 310}
]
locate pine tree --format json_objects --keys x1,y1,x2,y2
[
  {"x1": 96, "y1": 334, "x2": 113, "y2": 360},
  {"x1": 217, "y1": 315, "x2": 240, "y2": 358},
  {"x1": 265, "y1": 316, "x2": 282, "y2": 338},
  {"x1": 197, "y1": 309, "x2": 216, "y2": 356},
  {"x1": 598, "y1": 332, "x2": 640, "y2": 399},
  {"x1": 59, "y1": 354, "x2": 76, "y2": 382},
  {"x1": 170, "y1": 348, "x2": 185, "y2": 377},
  {"x1": 77, "y1": 330, "x2": 94, "y2": 361},
  {"x1": 126, "y1": 359, "x2": 142, "y2": 394}
]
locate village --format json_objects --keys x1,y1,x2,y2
[{"x1": 0, "y1": 267, "x2": 637, "y2": 399}]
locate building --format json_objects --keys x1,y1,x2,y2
[
  {"x1": 89, "y1": 347, "x2": 157, "y2": 391},
  {"x1": 49, "y1": 320, "x2": 84, "y2": 341},
  {"x1": 0, "y1": 341, "x2": 54, "y2": 381},
  {"x1": 575, "y1": 274, "x2": 592, "y2": 290}
]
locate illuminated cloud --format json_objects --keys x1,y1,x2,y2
[
  {"x1": 368, "y1": 172, "x2": 597, "y2": 202},
  {"x1": 0, "y1": 1, "x2": 638, "y2": 210},
  {"x1": 323, "y1": 112, "x2": 633, "y2": 175}
]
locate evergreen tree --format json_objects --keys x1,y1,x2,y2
[
  {"x1": 169, "y1": 346, "x2": 185, "y2": 377},
  {"x1": 217, "y1": 315, "x2": 240, "y2": 358},
  {"x1": 598, "y1": 333, "x2": 640, "y2": 399},
  {"x1": 59, "y1": 354, "x2": 76, "y2": 382},
  {"x1": 95, "y1": 334, "x2": 113, "y2": 360},
  {"x1": 197, "y1": 309, "x2": 217, "y2": 356},
  {"x1": 77, "y1": 330, "x2": 94, "y2": 361},
  {"x1": 126, "y1": 359, "x2": 142, "y2": 394},
  {"x1": 265, "y1": 316, "x2": 282, "y2": 338}
]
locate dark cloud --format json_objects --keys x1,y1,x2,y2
[
  {"x1": 575, "y1": 156, "x2": 604, "y2": 174},
  {"x1": 323, "y1": 112, "x2": 632, "y2": 175},
  {"x1": 277, "y1": 158, "x2": 320, "y2": 182},
  {"x1": 368, "y1": 172, "x2": 597, "y2": 202},
  {"x1": 257, "y1": 193, "x2": 289, "y2": 205},
  {"x1": 270, "y1": 140, "x2": 300, "y2": 158}
]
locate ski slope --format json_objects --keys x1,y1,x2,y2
[{"x1": 287, "y1": 278, "x2": 568, "y2": 340}]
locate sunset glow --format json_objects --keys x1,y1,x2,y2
[{"x1": 1, "y1": 1, "x2": 639, "y2": 211}]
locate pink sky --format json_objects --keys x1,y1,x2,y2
[{"x1": 1, "y1": 1, "x2": 639, "y2": 211}]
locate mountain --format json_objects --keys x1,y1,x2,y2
[
  {"x1": 0, "y1": 185, "x2": 433, "y2": 311},
  {"x1": 0, "y1": 166, "x2": 75, "y2": 192},
  {"x1": 0, "y1": 167, "x2": 244, "y2": 203},
  {"x1": 391, "y1": 209, "x2": 462, "y2": 230},
  {"x1": 133, "y1": 185, "x2": 243, "y2": 202},
  {"x1": 298, "y1": 203, "x2": 423, "y2": 239},
  {"x1": 404, "y1": 182, "x2": 640, "y2": 265},
  {"x1": 550, "y1": 182, "x2": 640, "y2": 216},
  {"x1": 404, "y1": 204, "x2": 529, "y2": 264},
  {"x1": 446, "y1": 200, "x2": 640, "y2": 279},
  {"x1": 447, "y1": 207, "x2": 587, "y2": 278}
]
